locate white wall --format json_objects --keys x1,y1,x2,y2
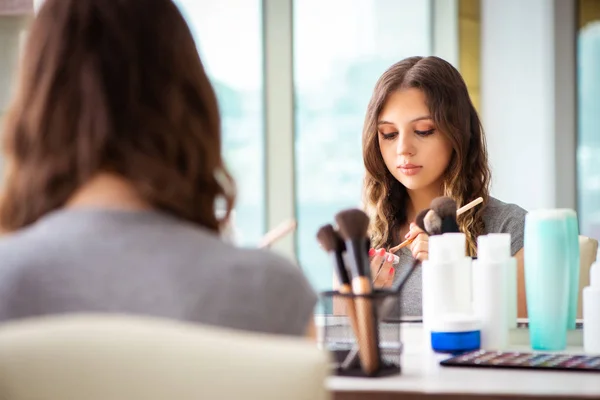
[{"x1": 481, "y1": 0, "x2": 576, "y2": 212}]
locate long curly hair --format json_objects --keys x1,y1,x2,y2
[
  {"x1": 0, "y1": 0, "x2": 235, "y2": 233},
  {"x1": 362, "y1": 56, "x2": 490, "y2": 256}
]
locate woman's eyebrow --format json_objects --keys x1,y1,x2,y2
[
  {"x1": 410, "y1": 115, "x2": 432, "y2": 122},
  {"x1": 377, "y1": 116, "x2": 432, "y2": 126}
]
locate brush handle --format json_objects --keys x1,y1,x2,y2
[
  {"x1": 338, "y1": 284, "x2": 360, "y2": 350},
  {"x1": 343, "y1": 259, "x2": 420, "y2": 369},
  {"x1": 331, "y1": 252, "x2": 351, "y2": 286},
  {"x1": 388, "y1": 237, "x2": 415, "y2": 254},
  {"x1": 457, "y1": 197, "x2": 483, "y2": 216},
  {"x1": 346, "y1": 238, "x2": 371, "y2": 280},
  {"x1": 351, "y1": 276, "x2": 380, "y2": 376}
]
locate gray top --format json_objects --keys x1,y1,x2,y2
[
  {"x1": 0, "y1": 209, "x2": 317, "y2": 336},
  {"x1": 393, "y1": 197, "x2": 527, "y2": 317}
]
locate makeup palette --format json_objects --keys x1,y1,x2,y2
[{"x1": 441, "y1": 350, "x2": 600, "y2": 373}]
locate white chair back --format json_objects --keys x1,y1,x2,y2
[{"x1": 0, "y1": 314, "x2": 331, "y2": 400}]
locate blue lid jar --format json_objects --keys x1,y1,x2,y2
[{"x1": 431, "y1": 314, "x2": 481, "y2": 354}]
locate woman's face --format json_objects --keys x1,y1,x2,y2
[{"x1": 377, "y1": 88, "x2": 453, "y2": 193}]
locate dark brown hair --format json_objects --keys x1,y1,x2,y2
[
  {"x1": 363, "y1": 56, "x2": 490, "y2": 255},
  {"x1": 0, "y1": 0, "x2": 235, "y2": 233}
]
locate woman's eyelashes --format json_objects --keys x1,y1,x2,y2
[
  {"x1": 379, "y1": 129, "x2": 435, "y2": 140},
  {"x1": 415, "y1": 129, "x2": 435, "y2": 137},
  {"x1": 379, "y1": 131, "x2": 397, "y2": 140}
]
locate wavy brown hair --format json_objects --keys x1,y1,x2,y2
[
  {"x1": 363, "y1": 56, "x2": 490, "y2": 256},
  {"x1": 0, "y1": 0, "x2": 235, "y2": 233}
]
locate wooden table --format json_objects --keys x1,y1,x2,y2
[{"x1": 325, "y1": 323, "x2": 600, "y2": 399}]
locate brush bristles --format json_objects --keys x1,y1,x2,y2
[
  {"x1": 424, "y1": 209, "x2": 442, "y2": 236},
  {"x1": 316, "y1": 224, "x2": 344, "y2": 253},
  {"x1": 430, "y1": 196, "x2": 457, "y2": 219},
  {"x1": 335, "y1": 209, "x2": 370, "y2": 241},
  {"x1": 441, "y1": 217, "x2": 460, "y2": 233},
  {"x1": 415, "y1": 208, "x2": 430, "y2": 233}
]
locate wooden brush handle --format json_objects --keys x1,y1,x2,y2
[
  {"x1": 351, "y1": 277, "x2": 380, "y2": 375},
  {"x1": 456, "y1": 197, "x2": 483, "y2": 216},
  {"x1": 338, "y1": 284, "x2": 360, "y2": 346},
  {"x1": 388, "y1": 237, "x2": 414, "y2": 254},
  {"x1": 343, "y1": 258, "x2": 420, "y2": 369}
]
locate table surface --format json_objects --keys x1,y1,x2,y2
[{"x1": 326, "y1": 323, "x2": 600, "y2": 398}]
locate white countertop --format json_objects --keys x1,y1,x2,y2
[{"x1": 326, "y1": 323, "x2": 600, "y2": 397}]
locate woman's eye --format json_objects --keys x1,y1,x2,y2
[
  {"x1": 379, "y1": 131, "x2": 398, "y2": 140},
  {"x1": 415, "y1": 129, "x2": 435, "y2": 137}
]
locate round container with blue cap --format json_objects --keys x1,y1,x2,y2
[{"x1": 431, "y1": 314, "x2": 481, "y2": 354}]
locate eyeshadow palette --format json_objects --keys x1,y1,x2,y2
[{"x1": 440, "y1": 350, "x2": 600, "y2": 373}]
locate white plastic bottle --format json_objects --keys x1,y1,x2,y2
[
  {"x1": 486, "y1": 233, "x2": 518, "y2": 328},
  {"x1": 472, "y1": 235, "x2": 509, "y2": 350},
  {"x1": 422, "y1": 233, "x2": 473, "y2": 346},
  {"x1": 583, "y1": 248, "x2": 600, "y2": 354}
]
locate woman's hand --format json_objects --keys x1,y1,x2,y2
[
  {"x1": 406, "y1": 223, "x2": 429, "y2": 261},
  {"x1": 369, "y1": 248, "x2": 395, "y2": 287}
]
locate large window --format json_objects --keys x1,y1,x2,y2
[
  {"x1": 293, "y1": 0, "x2": 433, "y2": 292},
  {"x1": 175, "y1": 0, "x2": 265, "y2": 246},
  {"x1": 577, "y1": 0, "x2": 600, "y2": 240}
]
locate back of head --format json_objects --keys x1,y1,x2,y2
[{"x1": 0, "y1": 0, "x2": 234, "y2": 232}]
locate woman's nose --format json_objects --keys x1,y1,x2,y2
[{"x1": 396, "y1": 131, "x2": 415, "y2": 156}]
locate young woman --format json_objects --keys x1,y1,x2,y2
[
  {"x1": 363, "y1": 56, "x2": 527, "y2": 317},
  {"x1": 0, "y1": 0, "x2": 317, "y2": 338}
]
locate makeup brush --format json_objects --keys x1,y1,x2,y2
[
  {"x1": 414, "y1": 208, "x2": 430, "y2": 233},
  {"x1": 387, "y1": 208, "x2": 431, "y2": 253},
  {"x1": 430, "y1": 196, "x2": 459, "y2": 234},
  {"x1": 335, "y1": 209, "x2": 372, "y2": 280},
  {"x1": 317, "y1": 225, "x2": 350, "y2": 285},
  {"x1": 258, "y1": 219, "x2": 297, "y2": 248},
  {"x1": 335, "y1": 208, "x2": 381, "y2": 376},
  {"x1": 423, "y1": 209, "x2": 442, "y2": 235},
  {"x1": 316, "y1": 224, "x2": 360, "y2": 342},
  {"x1": 342, "y1": 257, "x2": 421, "y2": 370},
  {"x1": 425, "y1": 196, "x2": 485, "y2": 235},
  {"x1": 388, "y1": 197, "x2": 484, "y2": 251}
]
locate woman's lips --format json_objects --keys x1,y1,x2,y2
[{"x1": 397, "y1": 164, "x2": 422, "y2": 176}]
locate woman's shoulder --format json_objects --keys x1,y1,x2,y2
[
  {"x1": 0, "y1": 210, "x2": 318, "y2": 335},
  {"x1": 483, "y1": 197, "x2": 528, "y2": 220},
  {"x1": 215, "y1": 246, "x2": 318, "y2": 335},
  {"x1": 0, "y1": 209, "x2": 316, "y2": 300},
  {"x1": 482, "y1": 197, "x2": 528, "y2": 254}
]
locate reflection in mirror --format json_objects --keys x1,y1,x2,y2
[{"x1": 316, "y1": 1, "x2": 600, "y2": 333}]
